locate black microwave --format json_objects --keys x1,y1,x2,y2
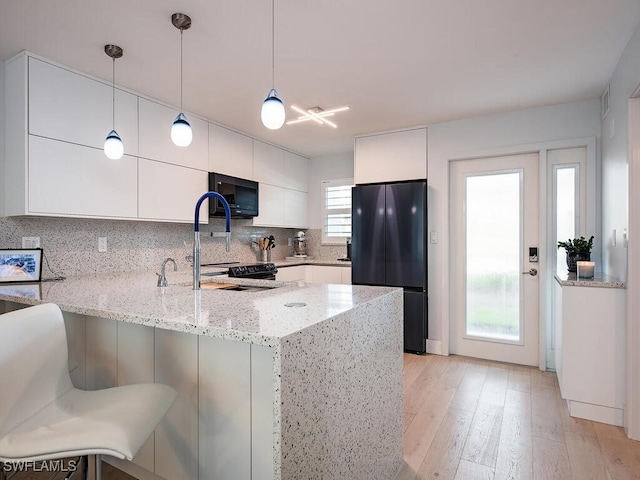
[{"x1": 209, "y1": 173, "x2": 259, "y2": 218}]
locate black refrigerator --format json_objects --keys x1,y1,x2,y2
[{"x1": 351, "y1": 181, "x2": 428, "y2": 354}]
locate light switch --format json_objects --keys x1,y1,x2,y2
[{"x1": 430, "y1": 232, "x2": 438, "y2": 244}]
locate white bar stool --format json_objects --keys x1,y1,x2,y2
[{"x1": 0, "y1": 303, "x2": 177, "y2": 480}]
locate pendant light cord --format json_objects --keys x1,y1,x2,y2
[
  {"x1": 111, "y1": 57, "x2": 116, "y2": 130},
  {"x1": 180, "y1": 28, "x2": 184, "y2": 111},
  {"x1": 271, "y1": 0, "x2": 275, "y2": 88}
]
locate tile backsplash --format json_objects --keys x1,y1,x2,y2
[{"x1": 0, "y1": 217, "x2": 343, "y2": 279}]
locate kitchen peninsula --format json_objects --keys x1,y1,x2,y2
[{"x1": 0, "y1": 271, "x2": 403, "y2": 480}]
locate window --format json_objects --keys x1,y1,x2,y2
[
  {"x1": 321, "y1": 178, "x2": 354, "y2": 244},
  {"x1": 549, "y1": 147, "x2": 586, "y2": 272},
  {"x1": 554, "y1": 165, "x2": 578, "y2": 271}
]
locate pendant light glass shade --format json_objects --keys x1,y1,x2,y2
[
  {"x1": 103, "y1": 44, "x2": 124, "y2": 160},
  {"x1": 104, "y1": 130, "x2": 124, "y2": 159},
  {"x1": 261, "y1": 89, "x2": 285, "y2": 130},
  {"x1": 171, "y1": 112, "x2": 193, "y2": 147}
]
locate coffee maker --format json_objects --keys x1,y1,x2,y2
[{"x1": 293, "y1": 231, "x2": 307, "y2": 257}]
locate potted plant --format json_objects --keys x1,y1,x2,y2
[{"x1": 557, "y1": 235, "x2": 594, "y2": 272}]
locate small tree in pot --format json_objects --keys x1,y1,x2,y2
[{"x1": 557, "y1": 235, "x2": 594, "y2": 272}]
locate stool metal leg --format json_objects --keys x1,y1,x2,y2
[{"x1": 94, "y1": 454, "x2": 102, "y2": 480}]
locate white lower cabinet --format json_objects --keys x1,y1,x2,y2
[
  {"x1": 28, "y1": 136, "x2": 138, "y2": 218},
  {"x1": 85, "y1": 319, "x2": 157, "y2": 472},
  {"x1": 62, "y1": 311, "x2": 86, "y2": 390},
  {"x1": 341, "y1": 267, "x2": 352, "y2": 285},
  {"x1": 43, "y1": 312, "x2": 276, "y2": 480},
  {"x1": 117, "y1": 323, "x2": 156, "y2": 472},
  {"x1": 554, "y1": 280, "x2": 626, "y2": 426},
  {"x1": 154, "y1": 329, "x2": 199, "y2": 480},
  {"x1": 309, "y1": 265, "x2": 343, "y2": 284},
  {"x1": 198, "y1": 337, "x2": 251, "y2": 479},
  {"x1": 138, "y1": 159, "x2": 208, "y2": 223},
  {"x1": 276, "y1": 265, "x2": 307, "y2": 282},
  {"x1": 277, "y1": 265, "x2": 351, "y2": 284},
  {"x1": 85, "y1": 317, "x2": 117, "y2": 390}
]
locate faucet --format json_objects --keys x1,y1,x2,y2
[
  {"x1": 193, "y1": 192, "x2": 231, "y2": 290},
  {"x1": 157, "y1": 258, "x2": 177, "y2": 287}
]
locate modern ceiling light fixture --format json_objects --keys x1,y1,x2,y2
[
  {"x1": 261, "y1": 0, "x2": 285, "y2": 130},
  {"x1": 103, "y1": 44, "x2": 124, "y2": 160},
  {"x1": 287, "y1": 105, "x2": 350, "y2": 128},
  {"x1": 171, "y1": 12, "x2": 193, "y2": 147}
]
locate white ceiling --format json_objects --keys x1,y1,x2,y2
[{"x1": 1, "y1": 1, "x2": 640, "y2": 158}]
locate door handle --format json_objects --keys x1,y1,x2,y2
[{"x1": 522, "y1": 268, "x2": 538, "y2": 276}]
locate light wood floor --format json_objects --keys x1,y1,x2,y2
[
  {"x1": 399, "y1": 353, "x2": 640, "y2": 480},
  {"x1": 7, "y1": 354, "x2": 640, "y2": 480}
]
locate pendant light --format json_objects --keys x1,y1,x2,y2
[
  {"x1": 104, "y1": 44, "x2": 124, "y2": 160},
  {"x1": 171, "y1": 13, "x2": 193, "y2": 147},
  {"x1": 261, "y1": 0, "x2": 285, "y2": 130}
]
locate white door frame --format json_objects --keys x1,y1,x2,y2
[
  {"x1": 442, "y1": 137, "x2": 597, "y2": 370},
  {"x1": 626, "y1": 97, "x2": 640, "y2": 440}
]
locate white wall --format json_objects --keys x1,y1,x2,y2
[
  {"x1": 307, "y1": 152, "x2": 354, "y2": 229},
  {"x1": 602, "y1": 18, "x2": 640, "y2": 441},
  {"x1": 427, "y1": 100, "x2": 601, "y2": 353},
  {"x1": 601, "y1": 23, "x2": 640, "y2": 281}
]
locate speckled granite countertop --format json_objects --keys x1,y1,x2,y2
[
  {"x1": 554, "y1": 271, "x2": 625, "y2": 289},
  {"x1": 0, "y1": 270, "x2": 395, "y2": 346}
]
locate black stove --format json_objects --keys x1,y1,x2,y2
[{"x1": 228, "y1": 263, "x2": 278, "y2": 280}]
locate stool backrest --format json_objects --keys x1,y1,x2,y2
[{"x1": 0, "y1": 303, "x2": 74, "y2": 435}]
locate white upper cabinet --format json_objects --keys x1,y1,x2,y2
[
  {"x1": 253, "y1": 140, "x2": 286, "y2": 186},
  {"x1": 354, "y1": 127, "x2": 427, "y2": 184},
  {"x1": 138, "y1": 159, "x2": 208, "y2": 223},
  {"x1": 283, "y1": 151, "x2": 309, "y2": 192},
  {"x1": 282, "y1": 188, "x2": 309, "y2": 228},
  {"x1": 209, "y1": 124, "x2": 253, "y2": 179},
  {"x1": 252, "y1": 186, "x2": 308, "y2": 229},
  {"x1": 252, "y1": 141, "x2": 309, "y2": 227},
  {"x1": 28, "y1": 135, "x2": 138, "y2": 219},
  {"x1": 4, "y1": 52, "x2": 309, "y2": 225},
  {"x1": 252, "y1": 183, "x2": 283, "y2": 227},
  {"x1": 254, "y1": 141, "x2": 309, "y2": 191},
  {"x1": 28, "y1": 57, "x2": 139, "y2": 155},
  {"x1": 138, "y1": 98, "x2": 208, "y2": 171}
]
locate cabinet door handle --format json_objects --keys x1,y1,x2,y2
[{"x1": 522, "y1": 268, "x2": 538, "y2": 276}]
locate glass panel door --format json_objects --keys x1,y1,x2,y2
[
  {"x1": 450, "y1": 153, "x2": 539, "y2": 366},
  {"x1": 466, "y1": 172, "x2": 522, "y2": 342}
]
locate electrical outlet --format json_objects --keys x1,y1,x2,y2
[
  {"x1": 98, "y1": 237, "x2": 108, "y2": 252},
  {"x1": 22, "y1": 236, "x2": 41, "y2": 248},
  {"x1": 288, "y1": 237, "x2": 292, "y2": 247}
]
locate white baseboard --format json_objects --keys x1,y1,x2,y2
[
  {"x1": 425, "y1": 339, "x2": 443, "y2": 355},
  {"x1": 568, "y1": 399, "x2": 623, "y2": 427}
]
